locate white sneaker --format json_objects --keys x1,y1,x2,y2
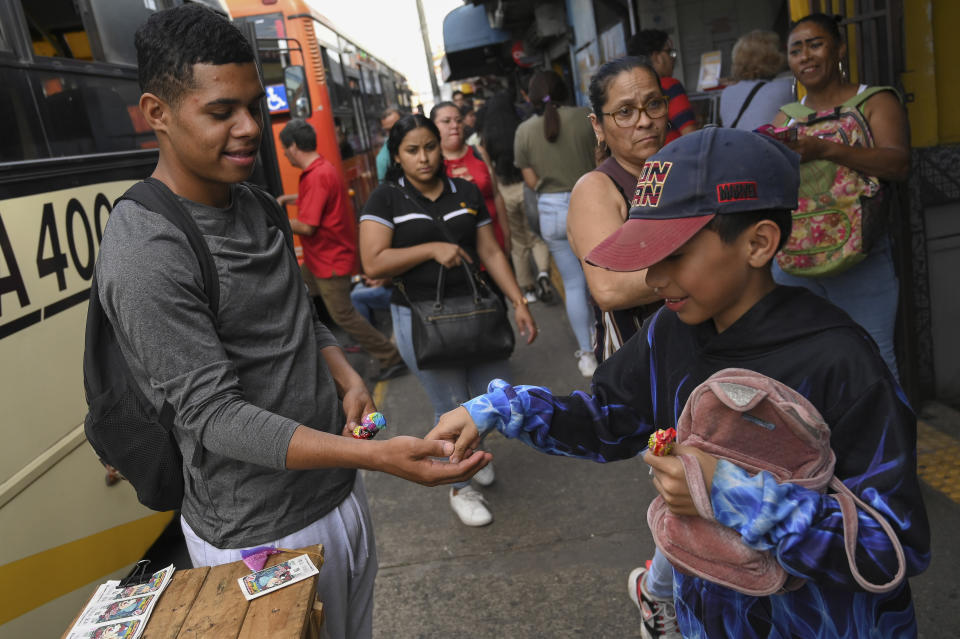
[
  {"x1": 472, "y1": 461, "x2": 495, "y2": 486},
  {"x1": 575, "y1": 350, "x2": 598, "y2": 377},
  {"x1": 449, "y1": 485, "x2": 492, "y2": 526},
  {"x1": 523, "y1": 290, "x2": 538, "y2": 304}
]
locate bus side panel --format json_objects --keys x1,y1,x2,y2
[{"x1": 0, "y1": 179, "x2": 138, "y2": 473}]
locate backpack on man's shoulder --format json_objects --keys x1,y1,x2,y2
[
  {"x1": 776, "y1": 86, "x2": 896, "y2": 278},
  {"x1": 646, "y1": 368, "x2": 906, "y2": 596},
  {"x1": 82, "y1": 178, "x2": 292, "y2": 511}
]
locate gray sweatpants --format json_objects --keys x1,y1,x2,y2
[{"x1": 180, "y1": 475, "x2": 378, "y2": 639}]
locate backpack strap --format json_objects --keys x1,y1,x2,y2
[
  {"x1": 118, "y1": 177, "x2": 220, "y2": 316},
  {"x1": 778, "y1": 101, "x2": 813, "y2": 122},
  {"x1": 828, "y1": 476, "x2": 907, "y2": 593},
  {"x1": 728, "y1": 80, "x2": 768, "y2": 129},
  {"x1": 242, "y1": 182, "x2": 296, "y2": 257},
  {"x1": 841, "y1": 85, "x2": 900, "y2": 113}
]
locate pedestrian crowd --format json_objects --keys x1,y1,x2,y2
[{"x1": 91, "y1": 4, "x2": 929, "y2": 638}]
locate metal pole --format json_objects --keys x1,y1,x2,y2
[{"x1": 415, "y1": 0, "x2": 442, "y2": 103}]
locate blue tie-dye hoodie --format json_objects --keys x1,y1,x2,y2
[{"x1": 463, "y1": 285, "x2": 930, "y2": 638}]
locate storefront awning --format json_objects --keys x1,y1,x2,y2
[{"x1": 441, "y1": 4, "x2": 510, "y2": 81}]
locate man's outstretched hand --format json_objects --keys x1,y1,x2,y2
[
  {"x1": 425, "y1": 406, "x2": 482, "y2": 464},
  {"x1": 377, "y1": 435, "x2": 490, "y2": 486}
]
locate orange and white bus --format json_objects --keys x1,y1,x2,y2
[{"x1": 226, "y1": 0, "x2": 412, "y2": 232}]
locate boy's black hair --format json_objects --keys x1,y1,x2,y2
[
  {"x1": 135, "y1": 4, "x2": 255, "y2": 105},
  {"x1": 279, "y1": 119, "x2": 317, "y2": 152},
  {"x1": 705, "y1": 209, "x2": 793, "y2": 255}
]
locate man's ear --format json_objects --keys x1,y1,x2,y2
[
  {"x1": 140, "y1": 92, "x2": 169, "y2": 133},
  {"x1": 746, "y1": 219, "x2": 782, "y2": 267}
]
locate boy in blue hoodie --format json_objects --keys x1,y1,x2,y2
[{"x1": 428, "y1": 127, "x2": 930, "y2": 638}]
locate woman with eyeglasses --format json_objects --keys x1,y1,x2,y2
[
  {"x1": 628, "y1": 29, "x2": 697, "y2": 144},
  {"x1": 565, "y1": 56, "x2": 679, "y2": 639}
]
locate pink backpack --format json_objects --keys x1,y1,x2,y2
[
  {"x1": 647, "y1": 368, "x2": 906, "y2": 596},
  {"x1": 775, "y1": 87, "x2": 894, "y2": 278}
]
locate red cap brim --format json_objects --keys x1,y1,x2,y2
[{"x1": 585, "y1": 214, "x2": 715, "y2": 272}]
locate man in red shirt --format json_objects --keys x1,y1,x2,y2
[{"x1": 279, "y1": 119, "x2": 406, "y2": 381}]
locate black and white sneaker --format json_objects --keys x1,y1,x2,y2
[{"x1": 628, "y1": 566, "x2": 681, "y2": 639}]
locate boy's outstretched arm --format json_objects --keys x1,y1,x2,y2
[{"x1": 425, "y1": 330, "x2": 659, "y2": 462}]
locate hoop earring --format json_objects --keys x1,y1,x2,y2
[{"x1": 838, "y1": 60, "x2": 847, "y2": 80}]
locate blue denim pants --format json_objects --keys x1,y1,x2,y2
[
  {"x1": 350, "y1": 283, "x2": 392, "y2": 324},
  {"x1": 772, "y1": 241, "x2": 900, "y2": 379},
  {"x1": 391, "y1": 304, "x2": 511, "y2": 488},
  {"x1": 536, "y1": 191, "x2": 594, "y2": 353}
]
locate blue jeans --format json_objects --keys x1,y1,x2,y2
[
  {"x1": 772, "y1": 241, "x2": 900, "y2": 380},
  {"x1": 350, "y1": 283, "x2": 392, "y2": 324},
  {"x1": 537, "y1": 192, "x2": 593, "y2": 353},
  {"x1": 391, "y1": 304, "x2": 511, "y2": 489}
]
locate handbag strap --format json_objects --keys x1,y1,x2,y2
[
  {"x1": 728, "y1": 81, "x2": 767, "y2": 129},
  {"x1": 388, "y1": 183, "x2": 487, "y2": 298}
]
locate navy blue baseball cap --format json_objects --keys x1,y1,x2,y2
[{"x1": 586, "y1": 127, "x2": 799, "y2": 272}]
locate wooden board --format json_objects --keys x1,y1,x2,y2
[
  {"x1": 60, "y1": 546, "x2": 324, "y2": 639},
  {"x1": 141, "y1": 568, "x2": 209, "y2": 639}
]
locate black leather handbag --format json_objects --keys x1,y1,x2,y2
[{"x1": 399, "y1": 262, "x2": 515, "y2": 370}]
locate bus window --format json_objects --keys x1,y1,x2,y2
[
  {"x1": 0, "y1": 68, "x2": 45, "y2": 162},
  {"x1": 285, "y1": 65, "x2": 311, "y2": 118},
  {"x1": 0, "y1": 20, "x2": 9, "y2": 53},
  {"x1": 82, "y1": 0, "x2": 160, "y2": 65},
  {"x1": 21, "y1": 0, "x2": 93, "y2": 60},
  {"x1": 32, "y1": 70, "x2": 153, "y2": 156}
]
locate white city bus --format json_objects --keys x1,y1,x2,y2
[{"x1": 0, "y1": 1, "x2": 226, "y2": 636}]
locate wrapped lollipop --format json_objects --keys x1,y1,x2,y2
[
  {"x1": 352, "y1": 411, "x2": 387, "y2": 440},
  {"x1": 648, "y1": 427, "x2": 677, "y2": 456}
]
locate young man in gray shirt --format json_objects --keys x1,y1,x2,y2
[{"x1": 97, "y1": 6, "x2": 489, "y2": 637}]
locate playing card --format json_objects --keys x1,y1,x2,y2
[{"x1": 237, "y1": 554, "x2": 318, "y2": 601}]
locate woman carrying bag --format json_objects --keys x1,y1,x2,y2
[
  {"x1": 771, "y1": 13, "x2": 910, "y2": 379},
  {"x1": 359, "y1": 114, "x2": 537, "y2": 527}
]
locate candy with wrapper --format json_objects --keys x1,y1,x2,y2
[
  {"x1": 352, "y1": 412, "x2": 387, "y2": 439},
  {"x1": 648, "y1": 427, "x2": 677, "y2": 456}
]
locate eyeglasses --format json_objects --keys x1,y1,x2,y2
[
  {"x1": 601, "y1": 97, "x2": 669, "y2": 127},
  {"x1": 664, "y1": 48, "x2": 678, "y2": 60}
]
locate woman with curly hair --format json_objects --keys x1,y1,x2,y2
[{"x1": 719, "y1": 30, "x2": 795, "y2": 130}]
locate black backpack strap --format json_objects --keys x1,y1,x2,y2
[
  {"x1": 728, "y1": 80, "x2": 767, "y2": 129},
  {"x1": 242, "y1": 182, "x2": 297, "y2": 257},
  {"x1": 118, "y1": 177, "x2": 220, "y2": 316}
]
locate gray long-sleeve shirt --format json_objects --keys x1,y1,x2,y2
[{"x1": 96, "y1": 184, "x2": 355, "y2": 548}]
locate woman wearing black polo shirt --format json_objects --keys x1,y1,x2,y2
[{"x1": 359, "y1": 114, "x2": 537, "y2": 527}]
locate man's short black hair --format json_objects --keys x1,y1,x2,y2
[
  {"x1": 706, "y1": 209, "x2": 793, "y2": 254},
  {"x1": 279, "y1": 119, "x2": 317, "y2": 151},
  {"x1": 627, "y1": 29, "x2": 670, "y2": 58},
  {"x1": 135, "y1": 4, "x2": 255, "y2": 105}
]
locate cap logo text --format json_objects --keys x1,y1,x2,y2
[
  {"x1": 716, "y1": 181, "x2": 758, "y2": 203},
  {"x1": 633, "y1": 161, "x2": 673, "y2": 208}
]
